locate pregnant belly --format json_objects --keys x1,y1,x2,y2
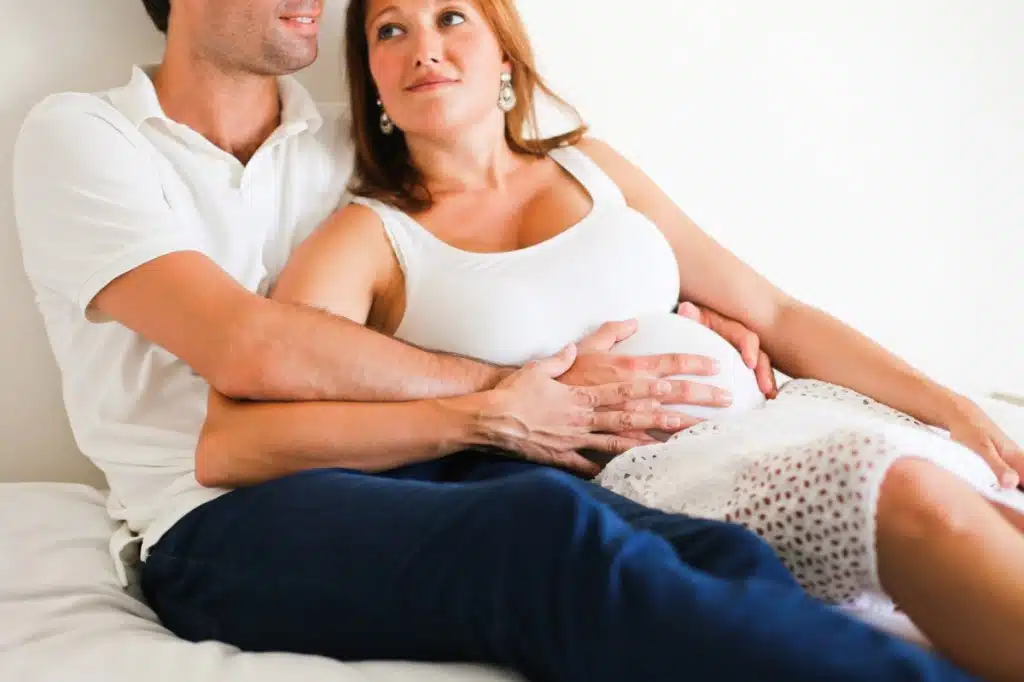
[{"x1": 611, "y1": 313, "x2": 767, "y2": 425}]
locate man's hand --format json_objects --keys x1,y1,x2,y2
[
  {"x1": 479, "y1": 343, "x2": 700, "y2": 477},
  {"x1": 677, "y1": 302, "x2": 778, "y2": 398},
  {"x1": 560, "y1": 320, "x2": 733, "y2": 407}
]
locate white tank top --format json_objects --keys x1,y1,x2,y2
[
  {"x1": 350, "y1": 145, "x2": 681, "y2": 366},
  {"x1": 350, "y1": 145, "x2": 767, "y2": 420}
]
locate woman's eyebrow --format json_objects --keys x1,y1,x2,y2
[{"x1": 367, "y1": 4, "x2": 399, "y2": 29}]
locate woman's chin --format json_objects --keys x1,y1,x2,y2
[{"x1": 395, "y1": 107, "x2": 505, "y2": 143}]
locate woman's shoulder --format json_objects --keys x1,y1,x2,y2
[
  {"x1": 570, "y1": 136, "x2": 619, "y2": 161},
  {"x1": 297, "y1": 197, "x2": 396, "y2": 253},
  {"x1": 564, "y1": 137, "x2": 651, "y2": 200}
]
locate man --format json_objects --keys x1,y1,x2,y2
[{"x1": 12, "y1": 1, "x2": 977, "y2": 680}]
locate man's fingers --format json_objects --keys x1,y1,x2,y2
[
  {"x1": 658, "y1": 380, "x2": 732, "y2": 408},
  {"x1": 618, "y1": 399, "x2": 661, "y2": 412},
  {"x1": 618, "y1": 429, "x2": 661, "y2": 444},
  {"x1": 577, "y1": 319, "x2": 638, "y2": 353},
  {"x1": 526, "y1": 343, "x2": 578, "y2": 378},
  {"x1": 574, "y1": 377, "x2": 733, "y2": 409},
  {"x1": 622, "y1": 353, "x2": 719, "y2": 377},
  {"x1": 573, "y1": 379, "x2": 671, "y2": 408},
  {"x1": 582, "y1": 409, "x2": 698, "y2": 434},
  {"x1": 547, "y1": 451, "x2": 604, "y2": 479},
  {"x1": 583, "y1": 434, "x2": 649, "y2": 456}
]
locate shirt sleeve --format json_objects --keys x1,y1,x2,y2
[{"x1": 12, "y1": 94, "x2": 205, "y2": 323}]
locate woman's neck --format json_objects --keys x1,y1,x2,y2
[{"x1": 406, "y1": 121, "x2": 522, "y2": 195}]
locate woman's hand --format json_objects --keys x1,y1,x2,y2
[
  {"x1": 478, "y1": 343, "x2": 700, "y2": 478},
  {"x1": 945, "y1": 398, "x2": 1024, "y2": 489},
  {"x1": 677, "y1": 301, "x2": 778, "y2": 398}
]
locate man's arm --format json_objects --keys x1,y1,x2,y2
[
  {"x1": 91, "y1": 252, "x2": 507, "y2": 402},
  {"x1": 196, "y1": 344, "x2": 689, "y2": 488},
  {"x1": 13, "y1": 99, "x2": 505, "y2": 403}
]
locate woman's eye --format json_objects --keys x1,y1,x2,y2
[
  {"x1": 377, "y1": 24, "x2": 404, "y2": 40},
  {"x1": 439, "y1": 11, "x2": 466, "y2": 28}
]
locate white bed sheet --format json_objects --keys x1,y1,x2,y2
[
  {"x1": 0, "y1": 483, "x2": 523, "y2": 682},
  {"x1": 5, "y1": 391, "x2": 1021, "y2": 682}
]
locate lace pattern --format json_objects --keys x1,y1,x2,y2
[{"x1": 596, "y1": 379, "x2": 1013, "y2": 609}]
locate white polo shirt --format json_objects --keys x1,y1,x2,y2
[{"x1": 12, "y1": 65, "x2": 354, "y2": 585}]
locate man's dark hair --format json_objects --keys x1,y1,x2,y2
[{"x1": 141, "y1": 0, "x2": 170, "y2": 34}]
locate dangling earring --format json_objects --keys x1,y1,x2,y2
[
  {"x1": 497, "y1": 72, "x2": 517, "y2": 112},
  {"x1": 377, "y1": 99, "x2": 394, "y2": 135}
]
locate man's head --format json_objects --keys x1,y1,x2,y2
[{"x1": 141, "y1": 0, "x2": 323, "y2": 75}]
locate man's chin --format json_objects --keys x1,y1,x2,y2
[{"x1": 259, "y1": 42, "x2": 319, "y2": 75}]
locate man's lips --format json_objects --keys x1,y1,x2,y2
[{"x1": 280, "y1": 14, "x2": 320, "y2": 32}]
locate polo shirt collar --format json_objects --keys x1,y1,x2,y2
[{"x1": 108, "y1": 64, "x2": 324, "y2": 136}]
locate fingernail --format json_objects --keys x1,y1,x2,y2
[
  {"x1": 1003, "y1": 472, "x2": 1019, "y2": 488},
  {"x1": 657, "y1": 381, "x2": 672, "y2": 395},
  {"x1": 665, "y1": 415, "x2": 682, "y2": 428},
  {"x1": 710, "y1": 359, "x2": 721, "y2": 373},
  {"x1": 716, "y1": 389, "x2": 733, "y2": 406}
]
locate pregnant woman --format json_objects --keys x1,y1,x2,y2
[{"x1": 202, "y1": 0, "x2": 1023, "y2": 679}]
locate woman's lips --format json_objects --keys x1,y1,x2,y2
[{"x1": 407, "y1": 80, "x2": 458, "y2": 92}]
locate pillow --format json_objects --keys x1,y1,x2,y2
[{"x1": 0, "y1": 482, "x2": 523, "y2": 682}]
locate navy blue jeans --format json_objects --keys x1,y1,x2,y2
[{"x1": 141, "y1": 451, "x2": 975, "y2": 681}]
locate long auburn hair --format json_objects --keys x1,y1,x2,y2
[{"x1": 344, "y1": 0, "x2": 588, "y2": 212}]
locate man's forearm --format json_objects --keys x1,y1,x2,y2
[
  {"x1": 227, "y1": 298, "x2": 512, "y2": 402},
  {"x1": 196, "y1": 391, "x2": 492, "y2": 488}
]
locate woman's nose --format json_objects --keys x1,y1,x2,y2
[{"x1": 411, "y1": 29, "x2": 443, "y2": 66}]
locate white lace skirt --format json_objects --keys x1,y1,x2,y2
[{"x1": 595, "y1": 379, "x2": 1024, "y2": 610}]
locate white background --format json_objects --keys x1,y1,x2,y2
[{"x1": 1, "y1": 0, "x2": 1021, "y2": 484}]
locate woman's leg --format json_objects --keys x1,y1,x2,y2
[
  {"x1": 876, "y1": 457, "x2": 1024, "y2": 682},
  {"x1": 142, "y1": 464, "x2": 974, "y2": 682}
]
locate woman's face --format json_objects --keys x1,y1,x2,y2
[{"x1": 365, "y1": 0, "x2": 508, "y2": 139}]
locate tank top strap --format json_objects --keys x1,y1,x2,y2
[
  {"x1": 348, "y1": 195, "x2": 431, "y2": 279},
  {"x1": 548, "y1": 144, "x2": 627, "y2": 210}
]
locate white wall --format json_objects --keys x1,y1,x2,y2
[
  {"x1": 1, "y1": 0, "x2": 1021, "y2": 484},
  {"x1": 521, "y1": 0, "x2": 1024, "y2": 394}
]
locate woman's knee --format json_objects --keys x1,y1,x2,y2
[{"x1": 877, "y1": 457, "x2": 979, "y2": 542}]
